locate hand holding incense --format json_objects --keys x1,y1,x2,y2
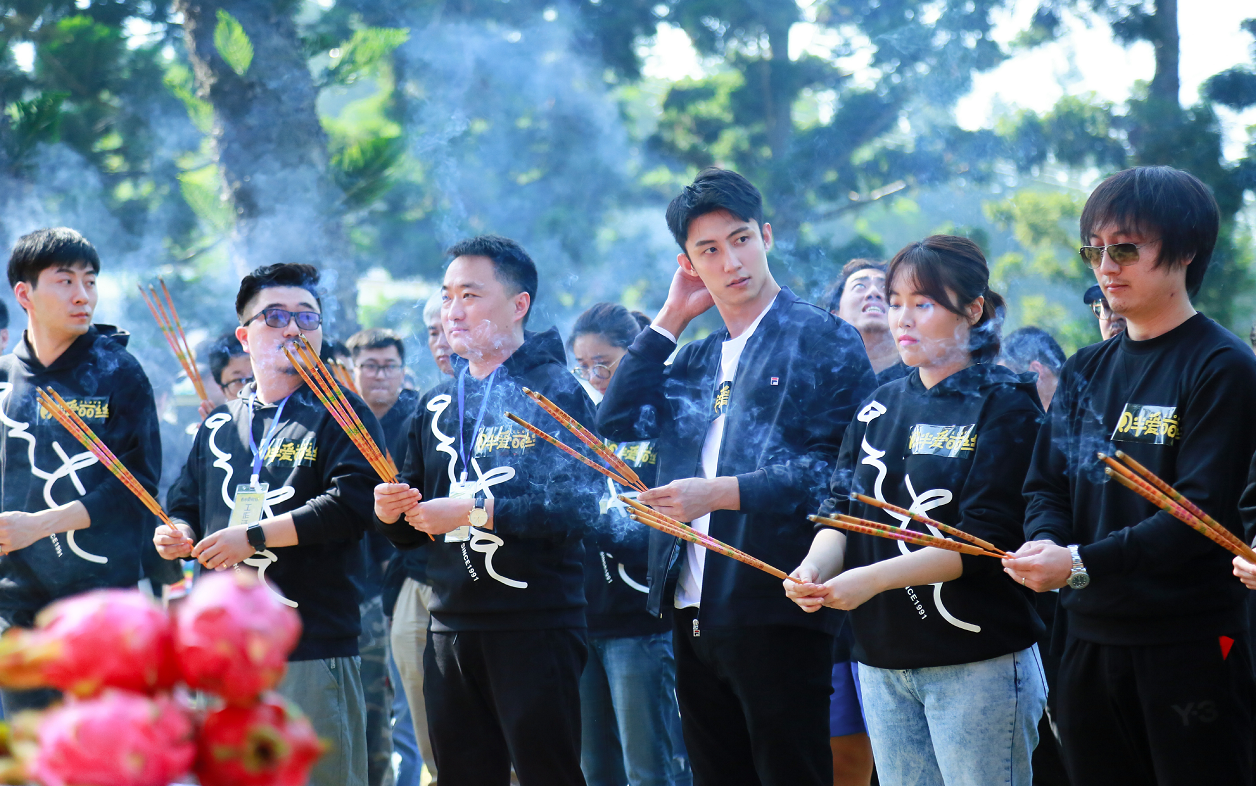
[
  {"x1": 809, "y1": 513, "x2": 1003, "y2": 558},
  {"x1": 36, "y1": 388, "x2": 179, "y2": 533},
  {"x1": 849, "y1": 492, "x2": 1010, "y2": 557}
]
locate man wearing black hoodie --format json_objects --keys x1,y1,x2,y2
[
  {"x1": 373, "y1": 235, "x2": 599, "y2": 786},
  {"x1": 157, "y1": 263, "x2": 382, "y2": 786},
  {"x1": 597, "y1": 169, "x2": 877, "y2": 786},
  {"x1": 1006, "y1": 166, "x2": 1256, "y2": 785},
  {"x1": 0, "y1": 228, "x2": 161, "y2": 714}
]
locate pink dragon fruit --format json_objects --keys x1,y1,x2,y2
[
  {"x1": 195, "y1": 692, "x2": 325, "y2": 786},
  {"x1": 30, "y1": 690, "x2": 195, "y2": 786},
  {"x1": 30, "y1": 589, "x2": 178, "y2": 698},
  {"x1": 174, "y1": 570, "x2": 301, "y2": 705}
]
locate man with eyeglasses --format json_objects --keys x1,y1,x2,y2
[
  {"x1": 157, "y1": 263, "x2": 383, "y2": 786},
  {"x1": 346, "y1": 327, "x2": 427, "y2": 786},
  {"x1": 1082, "y1": 284, "x2": 1127, "y2": 341},
  {"x1": 1004, "y1": 166, "x2": 1256, "y2": 785},
  {"x1": 208, "y1": 331, "x2": 253, "y2": 400}
]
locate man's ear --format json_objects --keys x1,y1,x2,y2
[
  {"x1": 235, "y1": 325, "x2": 251, "y2": 354},
  {"x1": 513, "y1": 291, "x2": 531, "y2": 325},
  {"x1": 13, "y1": 282, "x2": 32, "y2": 313},
  {"x1": 677, "y1": 252, "x2": 696, "y2": 276},
  {"x1": 761, "y1": 222, "x2": 773, "y2": 252}
]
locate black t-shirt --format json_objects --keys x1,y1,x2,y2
[
  {"x1": 821, "y1": 364, "x2": 1045, "y2": 669},
  {"x1": 1025, "y1": 313, "x2": 1256, "y2": 645}
]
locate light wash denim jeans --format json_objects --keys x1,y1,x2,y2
[
  {"x1": 580, "y1": 631, "x2": 692, "y2": 786},
  {"x1": 387, "y1": 646, "x2": 423, "y2": 786},
  {"x1": 858, "y1": 645, "x2": 1048, "y2": 786}
]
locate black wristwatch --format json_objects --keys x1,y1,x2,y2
[{"x1": 246, "y1": 523, "x2": 267, "y2": 553}]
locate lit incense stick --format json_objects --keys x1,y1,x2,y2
[
  {"x1": 809, "y1": 514, "x2": 1001, "y2": 558},
  {"x1": 850, "y1": 492, "x2": 1009, "y2": 557}
]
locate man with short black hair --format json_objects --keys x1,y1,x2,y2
[
  {"x1": 598, "y1": 169, "x2": 876, "y2": 786},
  {"x1": 0, "y1": 227, "x2": 162, "y2": 713},
  {"x1": 157, "y1": 262, "x2": 381, "y2": 786},
  {"x1": 424, "y1": 293, "x2": 454, "y2": 377},
  {"x1": 1006, "y1": 166, "x2": 1256, "y2": 785},
  {"x1": 0, "y1": 298, "x2": 10, "y2": 352},
  {"x1": 825, "y1": 259, "x2": 904, "y2": 383},
  {"x1": 207, "y1": 331, "x2": 251, "y2": 400},
  {"x1": 374, "y1": 235, "x2": 598, "y2": 786},
  {"x1": 1000, "y1": 326, "x2": 1066, "y2": 410}
]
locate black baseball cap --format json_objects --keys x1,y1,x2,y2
[{"x1": 1083, "y1": 284, "x2": 1104, "y2": 305}]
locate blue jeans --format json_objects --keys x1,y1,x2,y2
[
  {"x1": 858, "y1": 645, "x2": 1048, "y2": 786},
  {"x1": 580, "y1": 631, "x2": 692, "y2": 786},
  {"x1": 388, "y1": 646, "x2": 422, "y2": 786}
]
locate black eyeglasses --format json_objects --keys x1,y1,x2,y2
[
  {"x1": 359, "y1": 362, "x2": 402, "y2": 377},
  {"x1": 1078, "y1": 242, "x2": 1155, "y2": 269},
  {"x1": 242, "y1": 308, "x2": 322, "y2": 331},
  {"x1": 222, "y1": 377, "x2": 253, "y2": 396}
]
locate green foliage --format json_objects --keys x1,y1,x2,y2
[
  {"x1": 165, "y1": 64, "x2": 213, "y2": 135},
  {"x1": 2, "y1": 92, "x2": 67, "y2": 172},
  {"x1": 322, "y1": 27, "x2": 410, "y2": 87},
  {"x1": 214, "y1": 10, "x2": 254, "y2": 77}
]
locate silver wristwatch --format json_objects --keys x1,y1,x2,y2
[{"x1": 1067, "y1": 545, "x2": 1090, "y2": 589}]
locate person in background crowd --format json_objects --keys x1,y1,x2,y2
[
  {"x1": 157, "y1": 263, "x2": 380, "y2": 786},
  {"x1": 208, "y1": 331, "x2": 252, "y2": 401},
  {"x1": 374, "y1": 235, "x2": 599, "y2": 786},
  {"x1": 999, "y1": 327, "x2": 1066, "y2": 411},
  {"x1": 0, "y1": 228, "x2": 163, "y2": 713},
  {"x1": 1082, "y1": 285, "x2": 1126, "y2": 341},
  {"x1": 0, "y1": 298, "x2": 10, "y2": 352},
  {"x1": 788, "y1": 235, "x2": 1047, "y2": 786},
  {"x1": 569, "y1": 302, "x2": 691, "y2": 786},
  {"x1": 598, "y1": 169, "x2": 876, "y2": 786},
  {"x1": 347, "y1": 327, "x2": 418, "y2": 786},
  {"x1": 424, "y1": 294, "x2": 454, "y2": 377},
  {"x1": 1006, "y1": 166, "x2": 1256, "y2": 785},
  {"x1": 826, "y1": 259, "x2": 907, "y2": 386}
]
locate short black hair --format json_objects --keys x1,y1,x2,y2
[
  {"x1": 321, "y1": 338, "x2": 350, "y2": 364},
  {"x1": 235, "y1": 263, "x2": 321, "y2": 321},
  {"x1": 1001, "y1": 326, "x2": 1066, "y2": 375},
  {"x1": 347, "y1": 328, "x2": 405, "y2": 364},
  {"x1": 0, "y1": 299, "x2": 9, "y2": 330},
  {"x1": 568, "y1": 302, "x2": 650, "y2": 351},
  {"x1": 665, "y1": 168, "x2": 764, "y2": 254},
  {"x1": 206, "y1": 332, "x2": 246, "y2": 386},
  {"x1": 1080, "y1": 166, "x2": 1219, "y2": 297},
  {"x1": 824, "y1": 258, "x2": 886, "y2": 312},
  {"x1": 8, "y1": 227, "x2": 101, "y2": 289},
  {"x1": 445, "y1": 235, "x2": 538, "y2": 325}
]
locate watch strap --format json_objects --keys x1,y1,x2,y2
[{"x1": 246, "y1": 522, "x2": 267, "y2": 553}]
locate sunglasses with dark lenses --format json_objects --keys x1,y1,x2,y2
[
  {"x1": 1078, "y1": 242, "x2": 1154, "y2": 269},
  {"x1": 243, "y1": 308, "x2": 322, "y2": 331},
  {"x1": 1090, "y1": 301, "x2": 1115, "y2": 320}
]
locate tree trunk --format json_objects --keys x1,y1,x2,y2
[
  {"x1": 1149, "y1": 0, "x2": 1180, "y2": 105},
  {"x1": 176, "y1": 0, "x2": 358, "y2": 332}
]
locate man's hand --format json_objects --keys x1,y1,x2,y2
[
  {"x1": 0, "y1": 511, "x2": 52, "y2": 554},
  {"x1": 1003, "y1": 540, "x2": 1072, "y2": 591},
  {"x1": 405, "y1": 497, "x2": 476, "y2": 536},
  {"x1": 191, "y1": 527, "x2": 254, "y2": 571},
  {"x1": 784, "y1": 563, "x2": 830, "y2": 613},
  {"x1": 652, "y1": 266, "x2": 715, "y2": 339},
  {"x1": 154, "y1": 523, "x2": 196, "y2": 560},
  {"x1": 375, "y1": 482, "x2": 422, "y2": 524},
  {"x1": 197, "y1": 400, "x2": 215, "y2": 423},
  {"x1": 1233, "y1": 555, "x2": 1256, "y2": 590},
  {"x1": 637, "y1": 477, "x2": 738, "y2": 523}
]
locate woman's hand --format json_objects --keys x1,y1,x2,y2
[
  {"x1": 785, "y1": 562, "x2": 832, "y2": 613},
  {"x1": 820, "y1": 567, "x2": 882, "y2": 611}
]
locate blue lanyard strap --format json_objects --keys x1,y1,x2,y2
[
  {"x1": 248, "y1": 393, "x2": 291, "y2": 486},
  {"x1": 457, "y1": 367, "x2": 499, "y2": 481}
]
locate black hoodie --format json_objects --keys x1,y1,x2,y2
[
  {"x1": 820, "y1": 364, "x2": 1045, "y2": 669},
  {"x1": 597, "y1": 287, "x2": 877, "y2": 633},
  {"x1": 0, "y1": 325, "x2": 161, "y2": 626},
  {"x1": 1025, "y1": 313, "x2": 1256, "y2": 646},
  {"x1": 377, "y1": 327, "x2": 601, "y2": 632},
  {"x1": 166, "y1": 382, "x2": 383, "y2": 661}
]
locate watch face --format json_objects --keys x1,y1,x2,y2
[
  {"x1": 468, "y1": 508, "x2": 488, "y2": 528},
  {"x1": 1067, "y1": 572, "x2": 1090, "y2": 590}
]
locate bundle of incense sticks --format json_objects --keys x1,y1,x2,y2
[
  {"x1": 37, "y1": 387, "x2": 179, "y2": 533},
  {"x1": 849, "y1": 492, "x2": 1010, "y2": 557},
  {"x1": 284, "y1": 337, "x2": 396, "y2": 482},
  {"x1": 809, "y1": 513, "x2": 1003, "y2": 558},
  {"x1": 1100, "y1": 452, "x2": 1256, "y2": 563},
  {"x1": 505, "y1": 413, "x2": 638, "y2": 489},
  {"x1": 521, "y1": 387, "x2": 646, "y2": 492},
  {"x1": 139, "y1": 279, "x2": 210, "y2": 404},
  {"x1": 329, "y1": 360, "x2": 360, "y2": 396},
  {"x1": 620, "y1": 496, "x2": 800, "y2": 583}
]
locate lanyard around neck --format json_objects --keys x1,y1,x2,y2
[
  {"x1": 247, "y1": 392, "x2": 291, "y2": 487},
  {"x1": 457, "y1": 367, "x2": 499, "y2": 482}
]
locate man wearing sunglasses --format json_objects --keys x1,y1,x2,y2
[
  {"x1": 1005, "y1": 166, "x2": 1256, "y2": 785},
  {"x1": 1082, "y1": 284, "x2": 1127, "y2": 341},
  {"x1": 157, "y1": 263, "x2": 384, "y2": 786}
]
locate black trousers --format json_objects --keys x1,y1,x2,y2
[
  {"x1": 1056, "y1": 634, "x2": 1256, "y2": 786},
  {"x1": 424, "y1": 628, "x2": 588, "y2": 786},
  {"x1": 673, "y1": 608, "x2": 833, "y2": 786}
]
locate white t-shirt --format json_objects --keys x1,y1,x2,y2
[{"x1": 669, "y1": 295, "x2": 777, "y2": 609}]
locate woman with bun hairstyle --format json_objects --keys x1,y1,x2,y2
[
  {"x1": 569, "y1": 303, "x2": 690, "y2": 786},
  {"x1": 785, "y1": 236, "x2": 1047, "y2": 786}
]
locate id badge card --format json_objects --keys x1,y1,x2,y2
[
  {"x1": 445, "y1": 479, "x2": 475, "y2": 543},
  {"x1": 229, "y1": 483, "x2": 269, "y2": 529}
]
